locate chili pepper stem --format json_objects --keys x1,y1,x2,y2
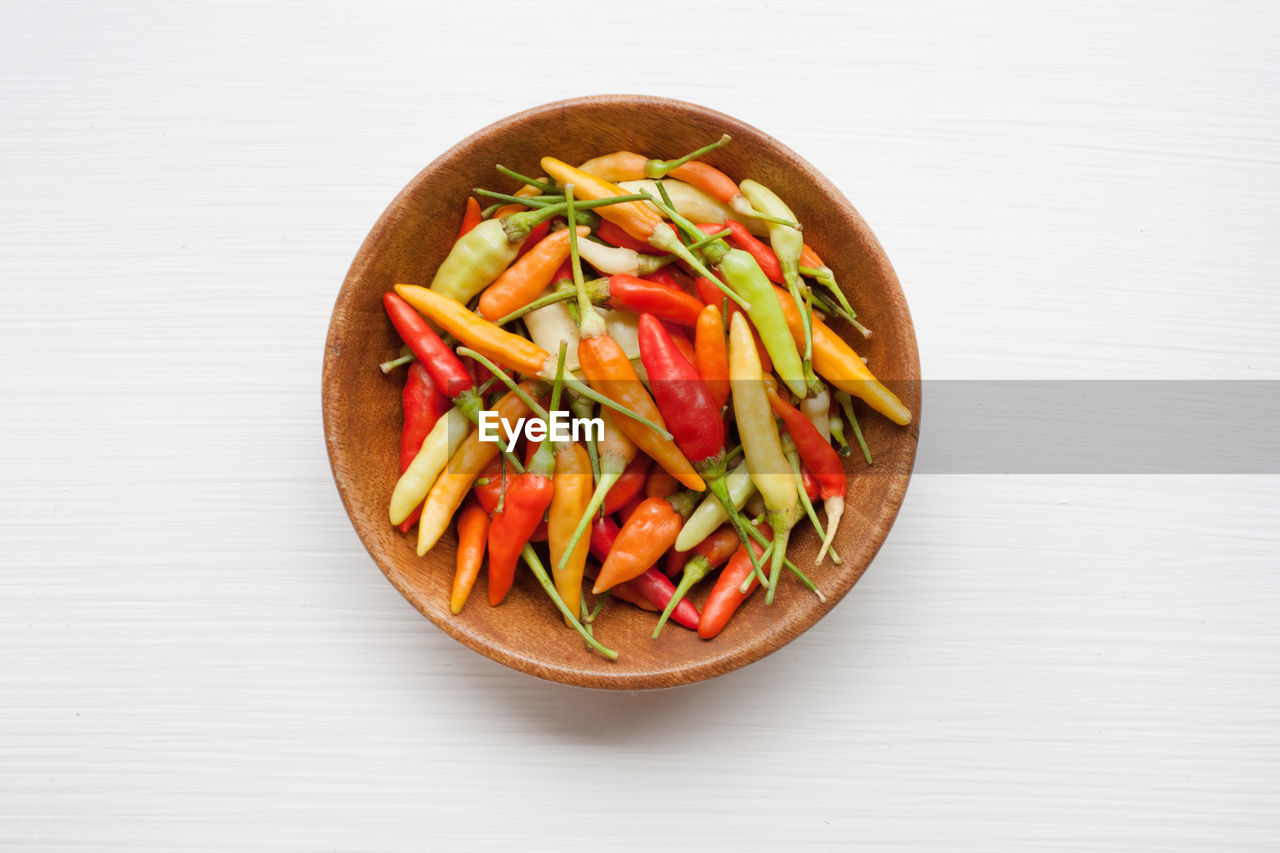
[
  {"x1": 730, "y1": 195, "x2": 801, "y2": 230},
  {"x1": 739, "y1": 522, "x2": 823, "y2": 599},
  {"x1": 498, "y1": 193, "x2": 651, "y2": 242},
  {"x1": 652, "y1": 556, "x2": 711, "y2": 640},
  {"x1": 493, "y1": 284, "x2": 577, "y2": 326},
  {"x1": 379, "y1": 352, "x2": 415, "y2": 373},
  {"x1": 494, "y1": 165, "x2": 556, "y2": 194},
  {"x1": 456, "y1": 349, "x2": 548, "y2": 421},
  {"x1": 520, "y1": 545, "x2": 618, "y2": 661},
  {"x1": 556, "y1": 466, "x2": 622, "y2": 576},
  {"x1": 699, "y1": 461, "x2": 766, "y2": 578},
  {"x1": 764, "y1": 515, "x2": 791, "y2": 605},
  {"x1": 685, "y1": 228, "x2": 732, "y2": 253},
  {"x1": 837, "y1": 390, "x2": 874, "y2": 467},
  {"x1": 449, "y1": 384, "x2": 525, "y2": 474},
  {"x1": 561, "y1": 375, "x2": 673, "y2": 441},
  {"x1": 648, "y1": 223, "x2": 751, "y2": 312},
  {"x1": 644, "y1": 134, "x2": 731, "y2": 179},
  {"x1": 788, "y1": 448, "x2": 841, "y2": 565}
]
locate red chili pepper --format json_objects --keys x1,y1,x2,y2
[
  {"x1": 665, "y1": 523, "x2": 739, "y2": 576},
  {"x1": 724, "y1": 220, "x2": 784, "y2": 284},
  {"x1": 596, "y1": 218, "x2": 654, "y2": 253},
  {"x1": 693, "y1": 277, "x2": 772, "y2": 373},
  {"x1": 601, "y1": 453, "x2": 650, "y2": 515},
  {"x1": 802, "y1": 469, "x2": 820, "y2": 501},
  {"x1": 698, "y1": 523, "x2": 772, "y2": 639},
  {"x1": 641, "y1": 265, "x2": 693, "y2": 293},
  {"x1": 638, "y1": 312, "x2": 767, "y2": 577},
  {"x1": 653, "y1": 523, "x2": 742, "y2": 637},
  {"x1": 605, "y1": 274, "x2": 704, "y2": 326},
  {"x1": 636, "y1": 313, "x2": 724, "y2": 466},
  {"x1": 764, "y1": 378, "x2": 844, "y2": 500},
  {"x1": 397, "y1": 361, "x2": 449, "y2": 532},
  {"x1": 588, "y1": 517, "x2": 699, "y2": 629},
  {"x1": 472, "y1": 457, "x2": 504, "y2": 515},
  {"x1": 457, "y1": 197, "x2": 483, "y2": 240},
  {"x1": 764, "y1": 376, "x2": 847, "y2": 561},
  {"x1": 382, "y1": 292, "x2": 474, "y2": 399},
  {"x1": 486, "y1": 422, "x2": 559, "y2": 605}
]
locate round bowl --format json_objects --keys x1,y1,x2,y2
[{"x1": 322, "y1": 95, "x2": 920, "y2": 689}]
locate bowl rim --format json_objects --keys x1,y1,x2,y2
[{"x1": 322, "y1": 94, "x2": 920, "y2": 689}]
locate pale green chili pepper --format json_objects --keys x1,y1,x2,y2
[{"x1": 738, "y1": 179, "x2": 818, "y2": 392}]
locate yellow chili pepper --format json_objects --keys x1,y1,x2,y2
[
  {"x1": 395, "y1": 284, "x2": 549, "y2": 376},
  {"x1": 771, "y1": 285, "x2": 912, "y2": 426},
  {"x1": 388, "y1": 406, "x2": 469, "y2": 525},
  {"x1": 729, "y1": 312, "x2": 798, "y2": 601},
  {"x1": 416, "y1": 386, "x2": 535, "y2": 556},
  {"x1": 540, "y1": 156, "x2": 663, "y2": 243},
  {"x1": 549, "y1": 441, "x2": 592, "y2": 624}
]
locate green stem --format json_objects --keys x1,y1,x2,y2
[
  {"x1": 703, "y1": 466, "x2": 765, "y2": 578},
  {"x1": 495, "y1": 165, "x2": 556, "y2": 194},
  {"x1": 764, "y1": 518, "x2": 791, "y2": 605},
  {"x1": 586, "y1": 591, "x2": 610, "y2": 624},
  {"x1": 652, "y1": 556, "x2": 712, "y2": 639},
  {"x1": 475, "y1": 188, "x2": 562, "y2": 206},
  {"x1": 686, "y1": 228, "x2": 732, "y2": 253},
  {"x1": 454, "y1": 385, "x2": 525, "y2": 474},
  {"x1": 557, "y1": 462, "x2": 623, "y2": 575},
  {"x1": 639, "y1": 191, "x2": 751, "y2": 312},
  {"x1": 521, "y1": 546, "x2": 618, "y2": 660},
  {"x1": 379, "y1": 352, "x2": 415, "y2": 373},
  {"x1": 481, "y1": 202, "x2": 504, "y2": 219},
  {"x1": 645, "y1": 134, "x2": 731, "y2": 178},
  {"x1": 786, "y1": 441, "x2": 840, "y2": 565},
  {"x1": 493, "y1": 286, "x2": 577, "y2": 326},
  {"x1": 745, "y1": 210, "x2": 801, "y2": 229},
  {"x1": 837, "y1": 391, "x2": 873, "y2": 466},
  {"x1": 739, "y1": 524, "x2": 823, "y2": 599},
  {"x1": 456, "y1": 348, "x2": 549, "y2": 422}
]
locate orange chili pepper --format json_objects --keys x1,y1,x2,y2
[
  {"x1": 549, "y1": 441, "x2": 592, "y2": 623},
  {"x1": 457, "y1": 197, "x2": 483, "y2": 240},
  {"x1": 477, "y1": 226, "x2": 590, "y2": 321},
  {"x1": 693, "y1": 276, "x2": 773, "y2": 373},
  {"x1": 693, "y1": 303, "x2": 730, "y2": 410},
  {"x1": 395, "y1": 284, "x2": 549, "y2": 376},
  {"x1": 540, "y1": 157, "x2": 662, "y2": 243},
  {"x1": 450, "y1": 499, "x2": 489, "y2": 614},
  {"x1": 578, "y1": 334, "x2": 704, "y2": 491},
  {"x1": 771, "y1": 285, "x2": 911, "y2": 425},
  {"x1": 416, "y1": 384, "x2": 536, "y2": 555},
  {"x1": 592, "y1": 493, "x2": 697, "y2": 593}
]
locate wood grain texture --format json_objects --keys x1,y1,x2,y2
[
  {"x1": 2, "y1": 1, "x2": 1278, "y2": 850},
  {"x1": 322, "y1": 95, "x2": 920, "y2": 688}
]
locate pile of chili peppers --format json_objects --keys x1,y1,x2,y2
[{"x1": 376, "y1": 134, "x2": 912, "y2": 660}]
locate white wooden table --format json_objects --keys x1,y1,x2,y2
[{"x1": 4, "y1": 2, "x2": 1277, "y2": 849}]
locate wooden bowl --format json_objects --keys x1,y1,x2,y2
[{"x1": 322, "y1": 95, "x2": 920, "y2": 689}]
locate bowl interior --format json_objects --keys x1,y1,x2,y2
[{"x1": 322, "y1": 95, "x2": 920, "y2": 689}]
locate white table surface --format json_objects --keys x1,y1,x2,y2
[{"x1": 4, "y1": 1, "x2": 1278, "y2": 849}]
